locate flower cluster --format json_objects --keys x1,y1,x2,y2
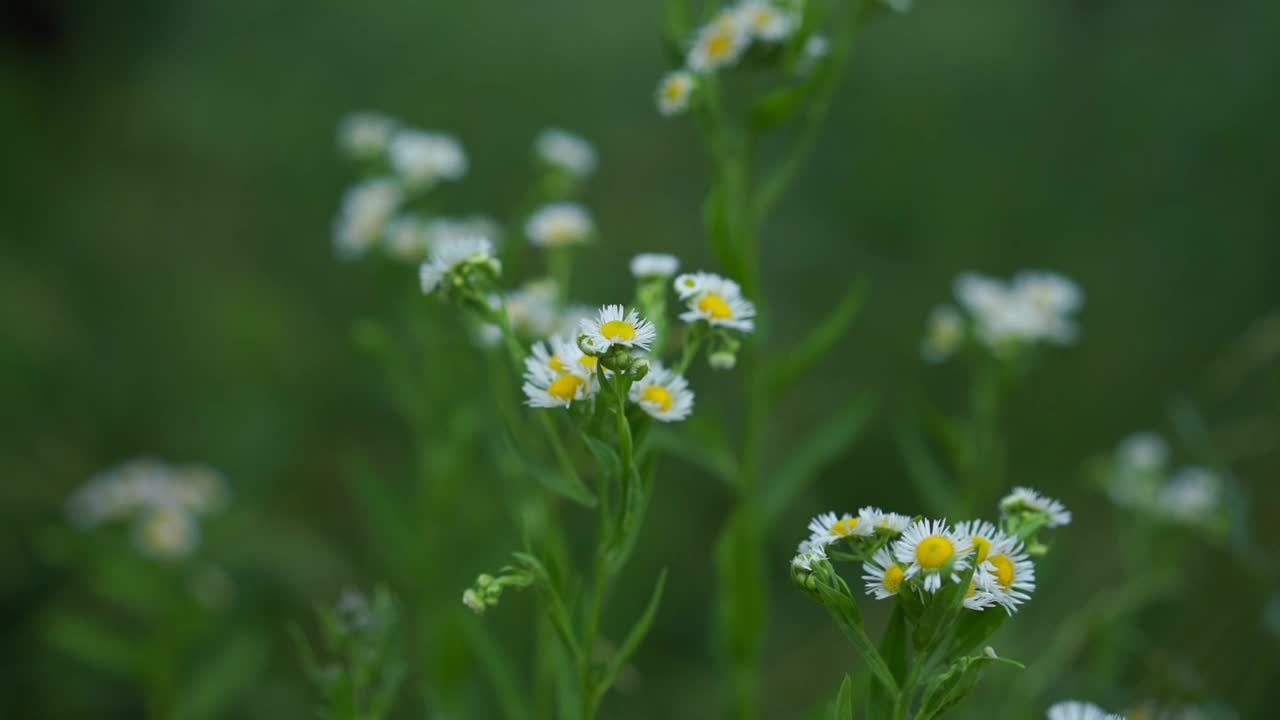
[
  {"x1": 1046, "y1": 700, "x2": 1125, "y2": 720},
  {"x1": 1104, "y1": 431, "x2": 1225, "y2": 530},
  {"x1": 922, "y1": 271, "x2": 1084, "y2": 361},
  {"x1": 65, "y1": 458, "x2": 229, "y2": 560},
  {"x1": 462, "y1": 569, "x2": 534, "y2": 616}
]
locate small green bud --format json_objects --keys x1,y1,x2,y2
[
  {"x1": 462, "y1": 589, "x2": 485, "y2": 615},
  {"x1": 708, "y1": 350, "x2": 736, "y2": 370}
]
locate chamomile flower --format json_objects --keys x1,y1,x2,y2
[
  {"x1": 857, "y1": 506, "x2": 911, "y2": 536},
  {"x1": 535, "y1": 128, "x2": 597, "y2": 177},
  {"x1": 862, "y1": 548, "x2": 907, "y2": 600},
  {"x1": 1117, "y1": 432, "x2": 1169, "y2": 472},
  {"x1": 677, "y1": 272, "x2": 756, "y2": 331},
  {"x1": 922, "y1": 304, "x2": 965, "y2": 362},
  {"x1": 791, "y1": 539, "x2": 828, "y2": 571},
  {"x1": 388, "y1": 129, "x2": 468, "y2": 187},
  {"x1": 1046, "y1": 701, "x2": 1125, "y2": 720},
  {"x1": 419, "y1": 236, "x2": 498, "y2": 296},
  {"x1": 893, "y1": 519, "x2": 972, "y2": 593},
  {"x1": 337, "y1": 111, "x2": 397, "y2": 160},
  {"x1": 687, "y1": 10, "x2": 751, "y2": 72},
  {"x1": 954, "y1": 520, "x2": 1001, "y2": 564},
  {"x1": 630, "y1": 253, "x2": 680, "y2": 279},
  {"x1": 978, "y1": 534, "x2": 1036, "y2": 614},
  {"x1": 1001, "y1": 486, "x2": 1072, "y2": 528},
  {"x1": 579, "y1": 305, "x2": 657, "y2": 353},
  {"x1": 963, "y1": 580, "x2": 999, "y2": 611},
  {"x1": 522, "y1": 354, "x2": 598, "y2": 409},
  {"x1": 333, "y1": 178, "x2": 403, "y2": 259},
  {"x1": 384, "y1": 215, "x2": 431, "y2": 262},
  {"x1": 738, "y1": 1, "x2": 792, "y2": 42},
  {"x1": 528, "y1": 335, "x2": 601, "y2": 380},
  {"x1": 656, "y1": 70, "x2": 696, "y2": 116},
  {"x1": 629, "y1": 363, "x2": 694, "y2": 422},
  {"x1": 525, "y1": 203, "x2": 594, "y2": 247},
  {"x1": 134, "y1": 506, "x2": 199, "y2": 560},
  {"x1": 807, "y1": 511, "x2": 871, "y2": 545}
]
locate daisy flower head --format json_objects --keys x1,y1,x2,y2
[
  {"x1": 922, "y1": 304, "x2": 965, "y2": 363},
  {"x1": 579, "y1": 304, "x2": 657, "y2": 353},
  {"x1": 523, "y1": 346, "x2": 599, "y2": 410},
  {"x1": 687, "y1": 9, "x2": 751, "y2": 72},
  {"x1": 1046, "y1": 701, "x2": 1126, "y2": 720},
  {"x1": 629, "y1": 363, "x2": 694, "y2": 422},
  {"x1": 527, "y1": 334, "x2": 602, "y2": 380},
  {"x1": 534, "y1": 127, "x2": 597, "y2": 177},
  {"x1": 525, "y1": 202, "x2": 594, "y2": 248},
  {"x1": 656, "y1": 70, "x2": 696, "y2": 116},
  {"x1": 1116, "y1": 431, "x2": 1169, "y2": 472},
  {"x1": 384, "y1": 215, "x2": 431, "y2": 263},
  {"x1": 857, "y1": 506, "x2": 911, "y2": 536},
  {"x1": 333, "y1": 178, "x2": 403, "y2": 259},
  {"x1": 862, "y1": 547, "x2": 908, "y2": 600},
  {"x1": 791, "y1": 538, "x2": 828, "y2": 572},
  {"x1": 963, "y1": 579, "x2": 999, "y2": 611},
  {"x1": 134, "y1": 506, "x2": 200, "y2": 560},
  {"x1": 337, "y1": 111, "x2": 397, "y2": 160},
  {"x1": 738, "y1": 1, "x2": 792, "y2": 42},
  {"x1": 1011, "y1": 271, "x2": 1082, "y2": 345},
  {"x1": 630, "y1": 253, "x2": 680, "y2": 279},
  {"x1": 1001, "y1": 486, "x2": 1072, "y2": 528},
  {"x1": 807, "y1": 511, "x2": 871, "y2": 546},
  {"x1": 977, "y1": 534, "x2": 1036, "y2": 614},
  {"x1": 677, "y1": 272, "x2": 756, "y2": 332},
  {"x1": 893, "y1": 519, "x2": 972, "y2": 594},
  {"x1": 388, "y1": 129, "x2": 468, "y2": 188},
  {"x1": 419, "y1": 235, "x2": 499, "y2": 296},
  {"x1": 953, "y1": 519, "x2": 1002, "y2": 564}
]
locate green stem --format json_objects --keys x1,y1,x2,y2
[{"x1": 894, "y1": 651, "x2": 927, "y2": 720}]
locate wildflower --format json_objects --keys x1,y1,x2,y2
[
  {"x1": 388, "y1": 129, "x2": 467, "y2": 188},
  {"x1": 534, "y1": 127, "x2": 597, "y2": 177},
  {"x1": 500, "y1": 279, "x2": 561, "y2": 339},
  {"x1": 687, "y1": 10, "x2": 751, "y2": 72},
  {"x1": 337, "y1": 111, "x2": 397, "y2": 160},
  {"x1": 922, "y1": 304, "x2": 964, "y2": 362},
  {"x1": 170, "y1": 464, "x2": 229, "y2": 515},
  {"x1": 893, "y1": 519, "x2": 972, "y2": 593},
  {"x1": 675, "y1": 272, "x2": 756, "y2": 332},
  {"x1": 425, "y1": 215, "x2": 502, "y2": 248},
  {"x1": 529, "y1": 335, "x2": 601, "y2": 380},
  {"x1": 384, "y1": 215, "x2": 431, "y2": 263},
  {"x1": 1001, "y1": 487, "x2": 1072, "y2": 528},
  {"x1": 954, "y1": 519, "x2": 1001, "y2": 564},
  {"x1": 629, "y1": 363, "x2": 694, "y2": 422},
  {"x1": 333, "y1": 178, "x2": 403, "y2": 259},
  {"x1": 858, "y1": 507, "x2": 912, "y2": 536},
  {"x1": 807, "y1": 511, "x2": 870, "y2": 546},
  {"x1": 630, "y1": 253, "x2": 681, "y2": 279},
  {"x1": 862, "y1": 548, "x2": 907, "y2": 600},
  {"x1": 523, "y1": 360, "x2": 597, "y2": 409},
  {"x1": 977, "y1": 534, "x2": 1036, "y2": 615},
  {"x1": 462, "y1": 589, "x2": 486, "y2": 615},
  {"x1": 1157, "y1": 466, "x2": 1221, "y2": 522},
  {"x1": 656, "y1": 71, "x2": 696, "y2": 116},
  {"x1": 134, "y1": 506, "x2": 199, "y2": 560},
  {"x1": 525, "y1": 202, "x2": 594, "y2": 247},
  {"x1": 791, "y1": 539, "x2": 827, "y2": 572},
  {"x1": 1011, "y1": 271, "x2": 1083, "y2": 344},
  {"x1": 419, "y1": 236, "x2": 500, "y2": 296},
  {"x1": 1046, "y1": 701, "x2": 1125, "y2": 720},
  {"x1": 1116, "y1": 431, "x2": 1169, "y2": 472},
  {"x1": 962, "y1": 579, "x2": 999, "y2": 611},
  {"x1": 556, "y1": 304, "x2": 596, "y2": 338},
  {"x1": 579, "y1": 305, "x2": 657, "y2": 353},
  {"x1": 738, "y1": 1, "x2": 792, "y2": 42}
]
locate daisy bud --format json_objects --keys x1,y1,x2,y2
[
  {"x1": 708, "y1": 350, "x2": 737, "y2": 371},
  {"x1": 628, "y1": 359, "x2": 650, "y2": 382},
  {"x1": 476, "y1": 574, "x2": 494, "y2": 589},
  {"x1": 462, "y1": 589, "x2": 486, "y2": 615}
]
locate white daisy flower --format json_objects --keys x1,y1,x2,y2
[
  {"x1": 687, "y1": 10, "x2": 751, "y2": 72},
  {"x1": 384, "y1": 215, "x2": 431, "y2": 262},
  {"x1": 528, "y1": 335, "x2": 602, "y2": 380},
  {"x1": 630, "y1": 253, "x2": 681, "y2": 279},
  {"x1": 629, "y1": 363, "x2": 694, "y2": 422},
  {"x1": 802, "y1": 34, "x2": 830, "y2": 64},
  {"x1": 388, "y1": 129, "x2": 468, "y2": 187},
  {"x1": 333, "y1": 178, "x2": 403, "y2": 259},
  {"x1": 677, "y1": 272, "x2": 756, "y2": 332},
  {"x1": 1013, "y1": 270, "x2": 1083, "y2": 318},
  {"x1": 1046, "y1": 701, "x2": 1125, "y2": 720},
  {"x1": 419, "y1": 236, "x2": 498, "y2": 295},
  {"x1": 857, "y1": 506, "x2": 911, "y2": 536},
  {"x1": 170, "y1": 464, "x2": 229, "y2": 515},
  {"x1": 522, "y1": 352, "x2": 598, "y2": 410},
  {"x1": 1158, "y1": 466, "x2": 1222, "y2": 522},
  {"x1": 337, "y1": 111, "x2": 397, "y2": 160},
  {"x1": 556, "y1": 304, "x2": 596, "y2": 338},
  {"x1": 579, "y1": 304, "x2": 657, "y2": 353},
  {"x1": 1116, "y1": 431, "x2": 1169, "y2": 472},
  {"x1": 535, "y1": 127, "x2": 597, "y2": 177},
  {"x1": 656, "y1": 70, "x2": 696, "y2": 116},
  {"x1": 738, "y1": 1, "x2": 792, "y2": 42},
  {"x1": 922, "y1": 304, "x2": 965, "y2": 363},
  {"x1": 963, "y1": 579, "x2": 999, "y2": 611},
  {"x1": 1001, "y1": 486, "x2": 1072, "y2": 528},
  {"x1": 954, "y1": 519, "x2": 1001, "y2": 565},
  {"x1": 134, "y1": 506, "x2": 199, "y2": 560},
  {"x1": 526, "y1": 202, "x2": 594, "y2": 247},
  {"x1": 791, "y1": 538, "x2": 828, "y2": 571},
  {"x1": 978, "y1": 534, "x2": 1036, "y2": 615},
  {"x1": 673, "y1": 272, "x2": 710, "y2": 300},
  {"x1": 862, "y1": 547, "x2": 907, "y2": 600},
  {"x1": 807, "y1": 511, "x2": 871, "y2": 545},
  {"x1": 424, "y1": 215, "x2": 502, "y2": 248},
  {"x1": 892, "y1": 519, "x2": 972, "y2": 594}
]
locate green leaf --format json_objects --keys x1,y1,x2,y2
[
  {"x1": 582, "y1": 435, "x2": 622, "y2": 482},
  {"x1": 513, "y1": 552, "x2": 580, "y2": 660},
  {"x1": 44, "y1": 611, "x2": 140, "y2": 677},
  {"x1": 173, "y1": 632, "x2": 269, "y2": 720},
  {"x1": 830, "y1": 673, "x2": 855, "y2": 720},
  {"x1": 504, "y1": 427, "x2": 597, "y2": 508},
  {"x1": 892, "y1": 419, "x2": 959, "y2": 517},
  {"x1": 598, "y1": 570, "x2": 668, "y2": 701},
  {"x1": 764, "y1": 278, "x2": 870, "y2": 401},
  {"x1": 812, "y1": 579, "x2": 898, "y2": 696},
  {"x1": 460, "y1": 619, "x2": 526, "y2": 720},
  {"x1": 751, "y1": 85, "x2": 813, "y2": 131},
  {"x1": 663, "y1": 0, "x2": 692, "y2": 61},
  {"x1": 868, "y1": 604, "x2": 908, "y2": 716},
  {"x1": 347, "y1": 458, "x2": 419, "y2": 583},
  {"x1": 647, "y1": 421, "x2": 737, "y2": 488},
  {"x1": 702, "y1": 184, "x2": 737, "y2": 281},
  {"x1": 716, "y1": 510, "x2": 766, "y2": 667},
  {"x1": 943, "y1": 608, "x2": 1009, "y2": 664},
  {"x1": 763, "y1": 393, "x2": 878, "y2": 525},
  {"x1": 918, "y1": 653, "x2": 1024, "y2": 720}
]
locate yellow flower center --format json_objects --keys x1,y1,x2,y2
[
  {"x1": 600, "y1": 320, "x2": 636, "y2": 342},
  {"x1": 884, "y1": 565, "x2": 905, "y2": 594},
  {"x1": 915, "y1": 535, "x2": 955, "y2": 570},
  {"x1": 752, "y1": 10, "x2": 772, "y2": 29},
  {"x1": 990, "y1": 554, "x2": 1015, "y2": 589},
  {"x1": 830, "y1": 517, "x2": 858, "y2": 537},
  {"x1": 706, "y1": 30, "x2": 734, "y2": 61},
  {"x1": 547, "y1": 374, "x2": 584, "y2": 402},
  {"x1": 579, "y1": 355, "x2": 599, "y2": 372},
  {"x1": 697, "y1": 293, "x2": 733, "y2": 320},
  {"x1": 641, "y1": 385, "x2": 674, "y2": 412},
  {"x1": 664, "y1": 80, "x2": 685, "y2": 103},
  {"x1": 549, "y1": 354, "x2": 567, "y2": 373},
  {"x1": 972, "y1": 536, "x2": 992, "y2": 564}
]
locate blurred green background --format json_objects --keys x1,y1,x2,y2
[{"x1": 3, "y1": 0, "x2": 1279, "y2": 718}]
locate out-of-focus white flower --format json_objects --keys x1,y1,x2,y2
[
  {"x1": 922, "y1": 304, "x2": 965, "y2": 362},
  {"x1": 807, "y1": 511, "x2": 872, "y2": 546},
  {"x1": 797, "y1": 34, "x2": 830, "y2": 75},
  {"x1": 893, "y1": 519, "x2": 973, "y2": 594},
  {"x1": 579, "y1": 305, "x2": 657, "y2": 353},
  {"x1": 791, "y1": 538, "x2": 827, "y2": 571},
  {"x1": 384, "y1": 215, "x2": 432, "y2": 263},
  {"x1": 1158, "y1": 466, "x2": 1222, "y2": 522},
  {"x1": 338, "y1": 111, "x2": 397, "y2": 160},
  {"x1": 171, "y1": 464, "x2": 229, "y2": 515},
  {"x1": 676, "y1": 272, "x2": 756, "y2": 332},
  {"x1": 1012, "y1": 271, "x2": 1083, "y2": 344},
  {"x1": 424, "y1": 215, "x2": 501, "y2": 248},
  {"x1": 656, "y1": 71, "x2": 696, "y2": 116},
  {"x1": 1046, "y1": 701, "x2": 1125, "y2": 720},
  {"x1": 688, "y1": 10, "x2": 751, "y2": 72},
  {"x1": 535, "y1": 128, "x2": 597, "y2": 177},
  {"x1": 526, "y1": 203, "x2": 594, "y2": 247},
  {"x1": 862, "y1": 547, "x2": 907, "y2": 599},
  {"x1": 953, "y1": 271, "x2": 1083, "y2": 349},
  {"x1": 630, "y1": 253, "x2": 680, "y2": 279},
  {"x1": 738, "y1": 1, "x2": 792, "y2": 42},
  {"x1": 500, "y1": 279, "x2": 561, "y2": 339},
  {"x1": 1117, "y1": 432, "x2": 1169, "y2": 472},
  {"x1": 419, "y1": 236, "x2": 498, "y2": 295},
  {"x1": 135, "y1": 506, "x2": 199, "y2": 560},
  {"x1": 556, "y1": 304, "x2": 595, "y2": 339},
  {"x1": 388, "y1": 129, "x2": 468, "y2": 187},
  {"x1": 629, "y1": 363, "x2": 694, "y2": 422},
  {"x1": 858, "y1": 507, "x2": 912, "y2": 536},
  {"x1": 1001, "y1": 486, "x2": 1072, "y2": 528},
  {"x1": 333, "y1": 178, "x2": 403, "y2": 259}
]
